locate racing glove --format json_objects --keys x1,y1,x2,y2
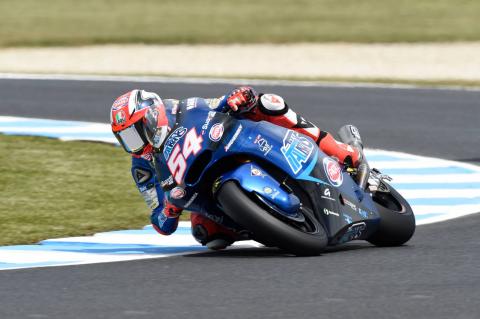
[{"x1": 226, "y1": 86, "x2": 258, "y2": 113}]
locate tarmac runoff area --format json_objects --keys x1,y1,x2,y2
[{"x1": 1, "y1": 43, "x2": 480, "y2": 82}]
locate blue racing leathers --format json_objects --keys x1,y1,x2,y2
[{"x1": 130, "y1": 97, "x2": 227, "y2": 235}]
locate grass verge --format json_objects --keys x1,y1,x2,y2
[
  {"x1": 0, "y1": 134, "x2": 185, "y2": 246},
  {"x1": 1, "y1": 0, "x2": 480, "y2": 47}
]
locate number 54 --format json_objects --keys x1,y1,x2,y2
[{"x1": 167, "y1": 128, "x2": 203, "y2": 184}]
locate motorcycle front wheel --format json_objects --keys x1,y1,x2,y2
[
  {"x1": 217, "y1": 181, "x2": 328, "y2": 256},
  {"x1": 367, "y1": 183, "x2": 416, "y2": 246}
]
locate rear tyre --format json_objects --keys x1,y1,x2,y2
[
  {"x1": 217, "y1": 181, "x2": 328, "y2": 256},
  {"x1": 367, "y1": 184, "x2": 416, "y2": 246}
]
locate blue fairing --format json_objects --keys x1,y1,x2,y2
[
  {"x1": 153, "y1": 98, "x2": 380, "y2": 243},
  {"x1": 220, "y1": 163, "x2": 301, "y2": 216}
]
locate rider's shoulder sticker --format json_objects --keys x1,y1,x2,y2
[{"x1": 133, "y1": 168, "x2": 152, "y2": 184}]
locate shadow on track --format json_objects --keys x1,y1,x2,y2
[{"x1": 183, "y1": 241, "x2": 390, "y2": 258}]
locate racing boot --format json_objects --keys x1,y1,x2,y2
[
  {"x1": 337, "y1": 125, "x2": 369, "y2": 189},
  {"x1": 190, "y1": 213, "x2": 247, "y2": 250},
  {"x1": 318, "y1": 130, "x2": 363, "y2": 168}
]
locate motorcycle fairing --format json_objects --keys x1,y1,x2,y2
[
  {"x1": 152, "y1": 98, "x2": 381, "y2": 243},
  {"x1": 218, "y1": 162, "x2": 302, "y2": 219}
]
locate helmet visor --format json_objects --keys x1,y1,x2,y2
[{"x1": 116, "y1": 125, "x2": 146, "y2": 153}]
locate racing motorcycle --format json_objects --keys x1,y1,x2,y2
[{"x1": 155, "y1": 98, "x2": 415, "y2": 256}]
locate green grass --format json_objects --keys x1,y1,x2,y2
[
  {"x1": 0, "y1": 134, "x2": 171, "y2": 246},
  {"x1": 1, "y1": 0, "x2": 480, "y2": 47}
]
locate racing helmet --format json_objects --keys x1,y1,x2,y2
[{"x1": 110, "y1": 89, "x2": 169, "y2": 155}]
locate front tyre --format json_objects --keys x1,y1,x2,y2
[
  {"x1": 368, "y1": 184, "x2": 416, "y2": 246},
  {"x1": 217, "y1": 181, "x2": 328, "y2": 256}
]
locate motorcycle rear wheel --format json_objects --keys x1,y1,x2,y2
[
  {"x1": 217, "y1": 181, "x2": 328, "y2": 256},
  {"x1": 367, "y1": 183, "x2": 416, "y2": 246}
]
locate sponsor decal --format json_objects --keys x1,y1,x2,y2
[
  {"x1": 321, "y1": 187, "x2": 335, "y2": 201},
  {"x1": 184, "y1": 193, "x2": 198, "y2": 208},
  {"x1": 341, "y1": 222, "x2": 366, "y2": 242},
  {"x1": 270, "y1": 190, "x2": 281, "y2": 200},
  {"x1": 160, "y1": 175, "x2": 174, "y2": 188},
  {"x1": 186, "y1": 98, "x2": 197, "y2": 110},
  {"x1": 349, "y1": 125, "x2": 361, "y2": 140},
  {"x1": 163, "y1": 127, "x2": 188, "y2": 160},
  {"x1": 323, "y1": 208, "x2": 339, "y2": 217},
  {"x1": 112, "y1": 93, "x2": 130, "y2": 110},
  {"x1": 139, "y1": 184, "x2": 159, "y2": 210},
  {"x1": 170, "y1": 187, "x2": 186, "y2": 199},
  {"x1": 261, "y1": 187, "x2": 280, "y2": 200},
  {"x1": 324, "y1": 188, "x2": 331, "y2": 197},
  {"x1": 251, "y1": 166, "x2": 266, "y2": 177},
  {"x1": 133, "y1": 168, "x2": 151, "y2": 184},
  {"x1": 343, "y1": 197, "x2": 357, "y2": 211},
  {"x1": 201, "y1": 111, "x2": 216, "y2": 134},
  {"x1": 115, "y1": 110, "x2": 126, "y2": 125},
  {"x1": 141, "y1": 150, "x2": 153, "y2": 161},
  {"x1": 281, "y1": 130, "x2": 315, "y2": 174},
  {"x1": 206, "y1": 97, "x2": 222, "y2": 108},
  {"x1": 358, "y1": 208, "x2": 369, "y2": 218},
  {"x1": 254, "y1": 134, "x2": 273, "y2": 156},
  {"x1": 323, "y1": 157, "x2": 343, "y2": 187},
  {"x1": 157, "y1": 212, "x2": 168, "y2": 227},
  {"x1": 343, "y1": 214, "x2": 353, "y2": 224},
  {"x1": 224, "y1": 124, "x2": 242, "y2": 152},
  {"x1": 209, "y1": 123, "x2": 224, "y2": 142},
  {"x1": 167, "y1": 128, "x2": 203, "y2": 185}
]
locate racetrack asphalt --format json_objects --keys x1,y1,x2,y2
[
  {"x1": 0, "y1": 77, "x2": 479, "y2": 318},
  {"x1": 0, "y1": 78, "x2": 479, "y2": 163},
  {"x1": 0, "y1": 214, "x2": 479, "y2": 319}
]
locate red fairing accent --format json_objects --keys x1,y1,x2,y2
[{"x1": 319, "y1": 132, "x2": 361, "y2": 166}]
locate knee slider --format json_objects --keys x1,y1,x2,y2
[{"x1": 258, "y1": 94, "x2": 288, "y2": 115}]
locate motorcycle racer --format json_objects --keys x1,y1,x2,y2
[{"x1": 110, "y1": 87, "x2": 361, "y2": 250}]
